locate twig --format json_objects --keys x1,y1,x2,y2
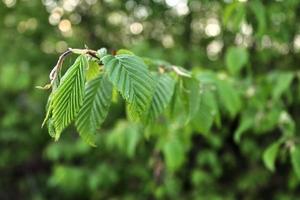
[
  {"x1": 49, "y1": 49, "x2": 72, "y2": 83},
  {"x1": 171, "y1": 65, "x2": 192, "y2": 77},
  {"x1": 49, "y1": 48, "x2": 100, "y2": 84}
]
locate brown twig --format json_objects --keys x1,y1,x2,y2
[{"x1": 49, "y1": 49, "x2": 72, "y2": 83}]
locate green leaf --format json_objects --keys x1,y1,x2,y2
[
  {"x1": 250, "y1": 0, "x2": 266, "y2": 37},
  {"x1": 225, "y1": 47, "x2": 249, "y2": 75},
  {"x1": 146, "y1": 73, "x2": 175, "y2": 123},
  {"x1": 47, "y1": 118, "x2": 56, "y2": 138},
  {"x1": 52, "y1": 55, "x2": 87, "y2": 140},
  {"x1": 75, "y1": 74, "x2": 112, "y2": 146},
  {"x1": 101, "y1": 54, "x2": 155, "y2": 119},
  {"x1": 86, "y1": 60, "x2": 100, "y2": 81},
  {"x1": 106, "y1": 121, "x2": 140, "y2": 158},
  {"x1": 191, "y1": 90, "x2": 215, "y2": 135},
  {"x1": 234, "y1": 112, "x2": 254, "y2": 143},
  {"x1": 180, "y1": 77, "x2": 200, "y2": 122},
  {"x1": 42, "y1": 93, "x2": 54, "y2": 128},
  {"x1": 272, "y1": 72, "x2": 294, "y2": 100},
  {"x1": 216, "y1": 79, "x2": 241, "y2": 117},
  {"x1": 290, "y1": 145, "x2": 300, "y2": 179},
  {"x1": 263, "y1": 141, "x2": 281, "y2": 172},
  {"x1": 42, "y1": 77, "x2": 60, "y2": 129},
  {"x1": 279, "y1": 111, "x2": 295, "y2": 137},
  {"x1": 163, "y1": 136, "x2": 185, "y2": 172},
  {"x1": 223, "y1": 3, "x2": 245, "y2": 31}
]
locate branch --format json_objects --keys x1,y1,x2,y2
[
  {"x1": 49, "y1": 48, "x2": 99, "y2": 84},
  {"x1": 48, "y1": 47, "x2": 191, "y2": 87}
]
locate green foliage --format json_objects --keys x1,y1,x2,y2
[
  {"x1": 191, "y1": 90, "x2": 215, "y2": 135},
  {"x1": 234, "y1": 113, "x2": 253, "y2": 143},
  {"x1": 146, "y1": 73, "x2": 175, "y2": 123},
  {"x1": 163, "y1": 136, "x2": 185, "y2": 172},
  {"x1": 263, "y1": 140, "x2": 282, "y2": 172},
  {"x1": 225, "y1": 46, "x2": 249, "y2": 75},
  {"x1": 290, "y1": 145, "x2": 300, "y2": 179},
  {"x1": 76, "y1": 74, "x2": 112, "y2": 146},
  {"x1": 51, "y1": 55, "x2": 87, "y2": 140},
  {"x1": 272, "y1": 72, "x2": 294, "y2": 100},
  {"x1": 101, "y1": 54, "x2": 155, "y2": 119},
  {"x1": 106, "y1": 121, "x2": 141, "y2": 158},
  {"x1": 86, "y1": 60, "x2": 100, "y2": 81},
  {"x1": 180, "y1": 77, "x2": 200, "y2": 123},
  {"x1": 2, "y1": 1, "x2": 300, "y2": 199},
  {"x1": 250, "y1": 0, "x2": 266, "y2": 37},
  {"x1": 215, "y1": 78, "x2": 241, "y2": 117}
]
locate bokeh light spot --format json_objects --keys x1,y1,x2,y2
[
  {"x1": 130, "y1": 22, "x2": 143, "y2": 35},
  {"x1": 59, "y1": 19, "x2": 72, "y2": 32}
]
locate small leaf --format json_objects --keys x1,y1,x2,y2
[
  {"x1": 234, "y1": 113, "x2": 254, "y2": 143},
  {"x1": 290, "y1": 145, "x2": 300, "y2": 179},
  {"x1": 263, "y1": 141, "x2": 281, "y2": 172},
  {"x1": 272, "y1": 72, "x2": 294, "y2": 100},
  {"x1": 216, "y1": 79, "x2": 241, "y2": 117},
  {"x1": 225, "y1": 47, "x2": 249, "y2": 75},
  {"x1": 101, "y1": 54, "x2": 155, "y2": 119},
  {"x1": 76, "y1": 74, "x2": 112, "y2": 146},
  {"x1": 52, "y1": 55, "x2": 87, "y2": 140}
]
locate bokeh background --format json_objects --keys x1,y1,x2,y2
[{"x1": 1, "y1": 0, "x2": 300, "y2": 199}]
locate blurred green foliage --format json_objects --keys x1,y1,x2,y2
[{"x1": 1, "y1": 0, "x2": 300, "y2": 199}]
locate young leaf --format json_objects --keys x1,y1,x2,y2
[
  {"x1": 291, "y1": 145, "x2": 300, "y2": 179},
  {"x1": 146, "y1": 73, "x2": 175, "y2": 123},
  {"x1": 52, "y1": 55, "x2": 87, "y2": 140},
  {"x1": 263, "y1": 141, "x2": 281, "y2": 172},
  {"x1": 101, "y1": 54, "x2": 155, "y2": 119},
  {"x1": 97, "y1": 48, "x2": 107, "y2": 58},
  {"x1": 225, "y1": 47, "x2": 249, "y2": 75},
  {"x1": 86, "y1": 60, "x2": 100, "y2": 81},
  {"x1": 75, "y1": 74, "x2": 112, "y2": 146}
]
